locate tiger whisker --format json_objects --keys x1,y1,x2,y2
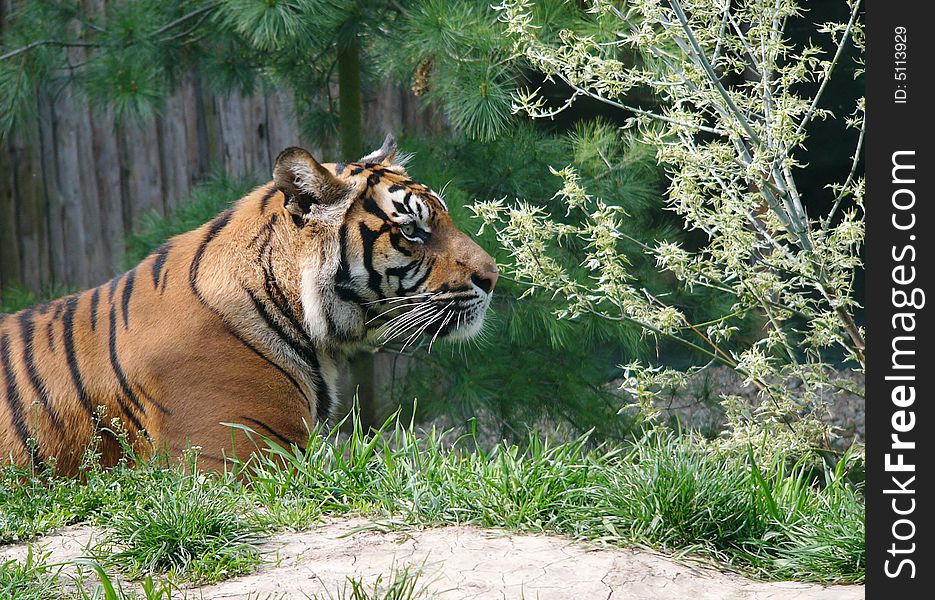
[
  {"x1": 377, "y1": 299, "x2": 435, "y2": 324},
  {"x1": 400, "y1": 302, "x2": 452, "y2": 353},
  {"x1": 380, "y1": 310, "x2": 437, "y2": 347},
  {"x1": 427, "y1": 310, "x2": 456, "y2": 354},
  {"x1": 378, "y1": 304, "x2": 438, "y2": 341},
  {"x1": 362, "y1": 293, "x2": 434, "y2": 306},
  {"x1": 366, "y1": 300, "x2": 434, "y2": 324},
  {"x1": 396, "y1": 313, "x2": 435, "y2": 351},
  {"x1": 378, "y1": 302, "x2": 435, "y2": 331}
]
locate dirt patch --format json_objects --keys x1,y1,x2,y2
[{"x1": 2, "y1": 519, "x2": 863, "y2": 599}]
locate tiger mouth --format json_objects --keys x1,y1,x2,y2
[{"x1": 366, "y1": 293, "x2": 490, "y2": 350}]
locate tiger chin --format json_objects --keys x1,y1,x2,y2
[{"x1": 0, "y1": 135, "x2": 498, "y2": 474}]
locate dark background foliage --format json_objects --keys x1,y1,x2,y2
[{"x1": 0, "y1": 0, "x2": 862, "y2": 441}]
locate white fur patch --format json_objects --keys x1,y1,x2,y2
[{"x1": 301, "y1": 261, "x2": 329, "y2": 343}]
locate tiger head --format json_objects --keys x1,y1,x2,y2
[{"x1": 271, "y1": 135, "x2": 498, "y2": 349}]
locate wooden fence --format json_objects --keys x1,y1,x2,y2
[{"x1": 0, "y1": 72, "x2": 440, "y2": 297}]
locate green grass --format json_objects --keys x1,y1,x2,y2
[
  {"x1": 0, "y1": 547, "x2": 60, "y2": 599},
  {"x1": 2, "y1": 555, "x2": 180, "y2": 600},
  {"x1": 317, "y1": 565, "x2": 430, "y2": 600},
  {"x1": 94, "y1": 459, "x2": 263, "y2": 584},
  {"x1": 0, "y1": 462, "x2": 114, "y2": 543},
  {"x1": 2, "y1": 556, "x2": 427, "y2": 600},
  {"x1": 0, "y1": 413, "x2": 865, "y2": 591},
  {"x1": 73, "y1": 563, "x2": 177, "y2": 600},
  {"x1": 0, "y1": 283, "x2": 74, "y2": 314},
  {"x1": 238, "y1": 414, "x2": 863, "y2": 583}
]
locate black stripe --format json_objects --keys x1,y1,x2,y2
[
  {"x1": 160, "y1": 270, "x2": 170, "y2": 293},
  {"x1": 335, "y1": 224, "x2": 353, "y2": 284},
  {"x1": 107, "y1": 275, "x2": 120, "y2": 304},
  {"x1": 244, "y1": 288, "x2": 303, "y2": 356},
  {"x1": 121, "y1": 268, "x2": 136, "y2": 330},
  {"x1": 314, "y1": 378, "x2": 332, "y2": 422},
  {"x1": 334, "y1": 223, "x2": 368, "y2": 304},
  {"x1": 386, "y1": 256, "x2": 421, "y2": 280},
  {"x1": 1, "y1": 332, "x2": 41, "y2": 468},
  {"x1": 335, "y1": 284, "x2": 367, "y2": 304},
  {"x1": 248, "y1": 214, "x2": 278, "y2": 249},
  {"x1": 400, "y1": 256, "x2": 434, "y2": 295},
  {"x1": 239, "y1": 416, "x2": 299, "y2": 449},
  {"x1": 359, "y1": 222, "x2": 389, "y2": 297},
  {"x1": 259, "y1": 186, "x2": 277, "y2": 213},
  {"x1": 89, "y1": 287, "x2": 101, "y2": 332},
  {"x1": 256, "y1": 245, "x2": 333, "y2": 420},
  {"x1": 189, "y1": 209, "x2": 235, "y2": 291},
  {"x1": 135, "y1": 384, "x2": 171, "y2": 414},
  {"x1": 255, "y1": 224, "x2": 304, "y2": 337},
  {"x1": 388, "y1": 230, "x2": 413, "y2": 257},
  {"x1": 189, "y1": 208, "x2": 312, "y2": 410},
  {"x1": 322, "y1": 304, "x2": 338, "y2": 339},
  {"x1": 363, "y1": 194, "x2": 389, "y2": 221},
  {"x1": 366, "y1": 171, "x2": 383, "y2": 187},
  {"x1": 18, "y1": 310, "x2": 63, "y2": 430},
  {"x1": 107, "y1": 304, "x2": 146, "y2": 430},
  {"x1": 244, "y1": 288, "x2": 330, "y2": 418},
  {"x1": 62, "y1": 295, "x2": 95, "y2": 418},
  {"x1": 45, "y1": 320, "x2": 55, "y2": 351},
  {"x1": 253, "y1": 226, "x2": 332, "y2": 418},
  {"x1": 387, "y1": 258, "x2": 423, "y2": 295},
  {"x1": 151, "y1": 243, "x2": 172, "y2": 289},
  {"x1": 46, "y1": 300, "x2": 64, "y2": 351}
]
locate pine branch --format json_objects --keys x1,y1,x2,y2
[
  {"x1": 149, "y1": 4, "x2": 217, "y2": 39},
  {"x1": 1, "y1": 39, "x2": 101, "y2": 62}
]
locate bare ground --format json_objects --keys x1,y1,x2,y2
[{"x1": 1, "y1": 519, "x2": 864, "y2": 599}]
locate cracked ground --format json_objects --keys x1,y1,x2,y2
[{"x1": 2, "y1": 519, "x2": 864, "y2": 599}]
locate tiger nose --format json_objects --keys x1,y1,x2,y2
[{"x1": 471, "y1": 265, "x2": 499, "y2": 295}]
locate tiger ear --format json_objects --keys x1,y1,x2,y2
[
  {"x1": 359, "y1": 133, "x2": 397, "y2": 165},
  {"x1": 273, "y1": 147, "x2": 350, "y2": 221}
]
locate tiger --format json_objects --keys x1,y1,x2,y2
[{"x1": 0, "y1": 135, "x2": 498, "y2": 474}]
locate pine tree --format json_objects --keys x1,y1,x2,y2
[
  {"x1": 2, "y1": 1, "x2": 719, "y2": 440},
  {"x1": 1, "y1": 1, "x2": 399, "y2": 152}
]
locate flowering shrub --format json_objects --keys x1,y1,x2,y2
[{"x1": 474, "y1": 0, "x2": 865, "y2": 456}]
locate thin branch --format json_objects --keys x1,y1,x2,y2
[
  {"x1": 149, "y1": 4, "x2": 217, "y2": 39},
  {"x1": 794, "y1": 0, "x2": 862, "y2": 139},
  {"x1": 1, "y1": 4, "x2": 219, "y2": 64},
  {"x1": 1, "y1": 39, "x2": 101, "y2": 62},
  {"x1": 157, "y1": 10, "x2": 214, "y2": 44},
  {"x1": 726, "y1": 10, "x2": 763, "y2": 78},
  {"x1": 667, "y1": 0, "x2": 765, "y2": 148},
  {"x1": 710, "y1": 0, "x2": 731, "y2": 64},
  {"x1": 610, "y1": 228, "x2": 809, "y2": 320},
  {"x1": 554, "y1": 73, "x2": 726, "y2": 135},
  {"x1": 823, "y1": 116, "x2": 865, "y2": 230}
]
